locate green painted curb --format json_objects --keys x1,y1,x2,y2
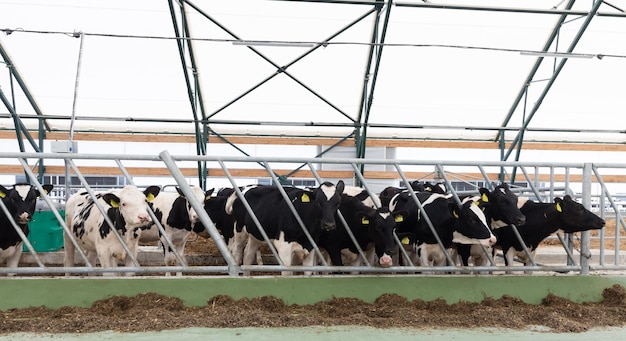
[{"x1": 1, "y1": 275, "x2": 625, "y2": 309}]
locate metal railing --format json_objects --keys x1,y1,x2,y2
[{"x1": 1, "y1": 150, "x2": 624, "y2": 276}]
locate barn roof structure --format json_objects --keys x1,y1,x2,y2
[{"x1": 1, "y1": 0, "x2": 625, "y2": 185}]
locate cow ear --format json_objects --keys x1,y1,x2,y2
[
  {"x1": 554, "y1": 197, "x2": 563, "y2": 213},
  {"x1": 300, "y1": 193, "x2": 311, "y2": 203},
  {"x1": 479, "y1": 188, "x2": 490, "y2": 203},
  {"x1": 0, "y1": 185, "x2": 9, "y2": 198},
  {"x1": 144, "y1": 186, "x2": 161, "y2": 202},
  {"x1": 103, "y1": 193, "x2": 121, "y2": 208},
  {"x1": 448, "y1": 203, "x2": 460, "y2": 219},
  {"x1": 335, "y1": 180, "x2": 345, "y2": 194},
  {"x1": 205, "y1": 188, "x2": 215, "y2": 200},
  {"x1": 393, "y1": 210, "x2": 408, "y2": 223},
  {"x1": 40, "y1": 184, "x2": 54, "y2": 196},
  {"x1": 356, "y1": 212, "x2": 371, "y2": 226},
  {"x1": 175, "y1": 187, "x2": 184, "y2": 197}
]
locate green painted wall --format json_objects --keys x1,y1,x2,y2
[{"x1": 1, "y1": 275, "x2": 626, "y2": 309}]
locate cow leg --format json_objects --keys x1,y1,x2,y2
[
  {"x1": 63, "y1": 232, "x2": 76, "y2": 276},
  {"x1": 229, "y1": 226, "x2": 249, "y2": 266},
  {"x1": 504, "y1": 249, "x2": 515, "y2": 275},
  {"x1": 98, "y1": 250, "x2": 118, "y2": 277},
  {"x1": 5, "y1": 245, "x2": 23, "y2": 276},
  {"x1": 301, "y1": 249, "x2": 316, "y2": 276},
  {"x1": 273, "y1": 239, "x2": 294, "y2": 276}
]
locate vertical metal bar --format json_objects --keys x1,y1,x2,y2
[{"x1": 580, "y1": 163, "x2": 592, "y2": 275}]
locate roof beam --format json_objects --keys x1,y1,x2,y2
[
  {"x1": 501, "y1": 0, "x2": 604, "y2": 162},
  {"x1": 273, "y1": 0, "x2": 626, "y2": 18}
]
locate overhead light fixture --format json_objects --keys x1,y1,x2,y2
[
  {"x1": 520, "y1": 51, "x2": 596, "y2": 59},
  {"x1": 232, "y1": 40, "x2": 316, "y2": 48}
]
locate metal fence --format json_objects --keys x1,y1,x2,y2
[{"x1": 1, "y1": 150, "x2": 625, "y2": 276}]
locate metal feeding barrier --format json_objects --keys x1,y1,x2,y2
[{"x1": 1, "y1": 150, "x2": 625, "y2": 276}]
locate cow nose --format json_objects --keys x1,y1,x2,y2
[
  {"x1": 17, "y1": 213, "x2": 31, "y2": 224},
  {"x1": 138, "y1": 213, "x2": 151, "y2": 223},
  {"x1": 322, "y1": 222, "x2": 336, "y2": 231},
  {"x1": 489, "y1": 236, "x2": 497, "y2": 245}
]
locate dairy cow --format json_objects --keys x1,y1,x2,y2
[
  {"x1": 227, "y1": 181, "x2": 344, "y2": 275},
  {"x1": 0, "y1": 183, "x2": 53, "y2": 275},
  {"x1": 318, "y1": 189, "x2": 406, "y2": 269},
  {"x1": 141, "y1": 186, "x2": 205, "y2": 271},
  {"x1": 456, "y1": 183, "x2": 526, "y2": 267},
  {"x1": 389, "y1": 191, "x2": 495, "y2": 267},
  {"x1": 492, "y1": 195, "x2": 605, "y2": 270},
  {"x1": 64, "y1": 185, "x2": 160, "y2": 275}
]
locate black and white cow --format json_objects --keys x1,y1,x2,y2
[
  {"x1": 0, "y1": 183, "x2": 53, "y2": 275},
  {"x1": 492, "y1": 195, "x2": 605, "y2": 270},
  {"x1": 456, "y1": 183, "x2": 526, "y2": 267},
  {"x1": 389, "y1": 191, "x2": 495, "y2": 267},
  {"x1": 318, "y1": 189, "x2": 406, "y2": 268},
  {"x1": 140, "y1": 186, "x2": 205, "y2": 271},
  {"x1": 227, "y1": 181, "x2": 344, "y2": 275},
  {"x1": 64, "y1": 185, "x2": 161, "y2": 275}
]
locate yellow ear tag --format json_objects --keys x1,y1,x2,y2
[
  {"x1": 394, "y1": 215, "x2": 404, "y2": 223},
  {"x1": 474, "y1": 201, "x2": 480, "y2": 206},
  {"x1": 109, "y1": 200, "x2": 120, "y2": 208},
  {"x1": 0, "y1": 191, "x2": 5, "y2": 199},
  {"x1": 453, "y1": 210, "x2": 459, "y2": 219},
  {"x1": 556, "y1": 202, "x2": 562, "y2": 212},
  {"x1": 301, "y1": 193, "x2": 310, "y2": 203},
  {"x1": 205, "y1": 195, "x2": 211, "y2": 201},
  {"x1": 146, "y1": 193, "x2": 155, "y2": 202},
  {"x1": 481, "y1": 193, "x2": 489, "y2": 202},
  {"x1": 361, "y1": 217, "x2": 370, "y2": 225},
  {"x1": 401, "y1": 237, "x2": 410, "y2": 245}
]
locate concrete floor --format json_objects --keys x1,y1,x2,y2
[{"x1": 3, "y1": 326, "x2": 626, "y2": 341}]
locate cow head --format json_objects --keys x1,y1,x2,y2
[
  {"x1": 175, "y1": 186, "x2": 206, "y2": 225},
  {"x1": 0, "y1": 183, "x2": 53, "y2": 225},
  {"x1": 102, "y1": 185, "x2": 160, "y2": 229},
  {"x1": 357, "y1": 207, "x2": 407, "y2": 267},
  {"x1": 553, "y1": 195, "x2": 605, "y2": 232},
  {"x1": 479, "y1": 183, "x2": 526, "y2": 228},
  {"x1": 313, "y1": 180, "x2": 345, "y2": 232},
  {"x1": 450, "y1": 200, "x2": 496, "y2": 246}
]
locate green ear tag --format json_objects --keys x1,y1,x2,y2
[
  {"x1": 361, "y1": 217, "x2": 370, "y2": 225},
  {"x1": 481, "y1": 193, "x2": 489, "y2": 202},
  {"x1": 556, "y1": 202, "x2": 562, "y2": 212},
  {"x1": 301, "y1": 193, "x2": 310, "y2": 203},
  {"x1": 401, "y1": 237, "x2": 410, "y2": 245}
]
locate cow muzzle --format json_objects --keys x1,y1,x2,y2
[
  {"x1": 16, "y1": 213, "x2": 31, "y2": 224},
  {"x1": 321, "y1": 222, "x2": 336, "y2": 232}
]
